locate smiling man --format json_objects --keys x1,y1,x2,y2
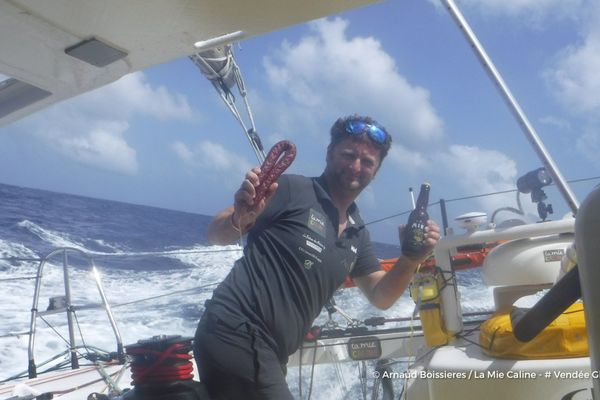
[{"x1": 194, "y1": 115, "x2": 441, "y2": 399}]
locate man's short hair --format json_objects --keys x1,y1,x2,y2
[{"x1": 328, "y1": 115, "x2": 392, "y2": 161}]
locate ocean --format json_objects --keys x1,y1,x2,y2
[{"x1": 0, "y1": 182, "x2": 492, "y2": 398}]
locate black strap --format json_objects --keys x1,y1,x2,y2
[{"x1": 511, "y1": 265, "x2": 581, "y2": 342}]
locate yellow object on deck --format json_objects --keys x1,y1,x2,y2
[
  {"x1": 480, "y1": 302, "x2": 588, "y2": 359},
  {"x1": 411, "y1": 269, "x2": 450, "y2": 347}
]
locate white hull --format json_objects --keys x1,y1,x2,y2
[
  {"x1": 406, "y1": 335, "x2": 593, "y2": 400},
  {"x1": 0, "y1": 364, "x2": 129, "y2": 400}
]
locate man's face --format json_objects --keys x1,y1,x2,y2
[{"x1": 325, "y1": 137, "x2": 382, "y2": 196}]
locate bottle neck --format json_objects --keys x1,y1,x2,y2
[{"x1": 415, "y1": 185, "x2": 430, "y2": 211}]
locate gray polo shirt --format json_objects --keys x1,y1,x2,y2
[{"x1": 206, "y1": 174, "x2": 381, "y2": 362}]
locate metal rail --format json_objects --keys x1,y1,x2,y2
[{"x1": 27, "y1": 247, "x2": 124, "y2": 378}]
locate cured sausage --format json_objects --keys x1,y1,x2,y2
[{"x1": 254, "y1": 140, "x2": 296, "y2": 205}]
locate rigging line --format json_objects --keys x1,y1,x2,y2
[
  {"x1": 358, "y1": 361, "x2": 368, "y2": 400},
  {"x1": 95, "y1": 360, "x2": 127, "y2": 396},
  {"x1": 0, "y1": 346, "x2": 95, "y2": 382},
  {"x1": 444, "y1": 175, "x2": 600, "y2": 204},
  {"x1": 0, "y1": 275, "x2": 39, "y2": 282},
  {"x1": 334, "y1": 358, "x2": 347, "y2": 396},
  {"x1": 364, "y1": 175, "x2": 600, "y2": 227},
  {"x1": 0, "y1": 331, "x2": 30, "y2": 339},
  {"x1": 364, "y1": 201, "x2": 440, "y2": 226},
  {"x1": 307, "y1": 342, "x2": 318, "y2": 400},
  {"x1": 0, "y1": 256, "x2": 42, "y2": 262},
  {"x1": 111, "y1": 283, "x2": 218, "y2": 308},
  {"x1": 455, "y1": 333, "x2": 487, "y2": 350},
  {"x1": 569, "y1": 175, "x2": 600, "y2": 184},
  {"x1": 457, "y1": 322, "x2": 484, "y2": 338},
  {"x1": 444, "y1": 188, "x2": 518, "y2": 203},
  {"x1": 73, "y1": 311, "x2": 91, "y2": 357},
  {"x1": 38, "y1": 314, "x2": 90, "y2": 362},
  {"x1": 90, "y1": 247, "x2": 243, "y2": 259},
  {"x1": 298, "y1": 345, "x2": 303, "y2": 399},
  {"x1": 364, "y1": 209, "x2": 412, "y2": 226}
]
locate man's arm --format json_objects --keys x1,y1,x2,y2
[
  {"x1": 206, "y1": 167, "x2": 278, "y2": 245},
  {"x1": 206, "y1": 206, "x2": 242, "y2": 245},
  {"x1": 354, "y1": 220, "x2": 440, "y2": 309}
]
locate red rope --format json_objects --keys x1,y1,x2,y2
[{"x1": 128, "y1": 342, "x2": 194, "y2": 384}]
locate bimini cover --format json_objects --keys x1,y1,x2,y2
[{"x1": 480, "y1": 302, "x2": 587, "y2": 359}]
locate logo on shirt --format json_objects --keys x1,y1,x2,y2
[
  {"x1": 304, "y1": 259, "x2": 314, "y2": 270},
  {"x1": 351, "y1": 245, "x2": 357, "y2": 254},
  {"x1": 307, "y1": 208, "x2": 327, "y2": 237}
]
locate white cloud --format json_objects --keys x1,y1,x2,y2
[
  {"x1": 576, "y1": 127, "x2": 600, "y2": 168},
  {"x1": 262, "y1": 17, "x2": 443, "y2": 144},
  {"x1": 172, "y1": 141, "x2": 194, "y2": 163},
  {"x1": 431, "y1": 0, "x2": 586, "y2": 22},
  {"x1": 81, "y1": 73, "x2": 193, "y2": 121},
  {"x1": 437, "y1": 145, "x2": 517, "y2": 191},
  {"x1": 171, "y1": 140, "x2": 252, "y2": 186},
  {"x1": 545, "y1": 28, "x2": 600, "y2": 116},
  {"x1": 543, "y1": 2, "x2": 600, "y2": 167},
  {"x1": 17, "y1": 72, "x2": 193, "y2": 175},
  {"x1": 388, "y1": 144, "x2": 427, "y2": 172},
  {"x1": 539, "y1": 115, "x2": 573, "y2": 132},
  {"x1": 60, "y1": 122, "x2": 138, "y2": 174},
  {"x1": 434, "y1": 145, "x2": 522, "y2": 213}
]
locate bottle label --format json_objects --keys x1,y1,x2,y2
[{"x1": 409, "y1": 222, "x2": 426, "y2": 242}]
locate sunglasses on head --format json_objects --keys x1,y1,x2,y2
[{"x1": 345, "y1": 120, "x2": 388, "y2": 145}]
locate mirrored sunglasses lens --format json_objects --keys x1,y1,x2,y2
[
  {"x1": 346, "y1": 121, "x2": 367, "y2": 135},
  {"x1": 367, "y1": 125, "x2": 386, "y2": 144}
]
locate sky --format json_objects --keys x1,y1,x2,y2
[{"x1": 1, "y1": 0, "x2": 599, "y2": 244}]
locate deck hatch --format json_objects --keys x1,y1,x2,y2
[
  {"x1": 0, "y1": 78, "x2": 51, "y2": 119},
  {"x1": 65, "y1": 38, "x2": 127, "y2": 67}
]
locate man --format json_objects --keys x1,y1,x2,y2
[{"x1": 194, "y1": 115, "x2": 441, "y2": 399}]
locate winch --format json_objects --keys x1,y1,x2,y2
[{"x1": 117, "y1": 335, "x2": 209, "y2": 400}]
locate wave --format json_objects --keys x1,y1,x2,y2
[
  {"x1": 17, "y1": 219, "x2": 92, "y2": 252},
  {"x1": 0, "y1": 238, "x2": 39, "y2": 265}
]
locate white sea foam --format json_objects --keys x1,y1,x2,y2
[
  {"x1": 0, "y1": 239, "x2": 494, "y2": 399},
  {"x1": 0, "y1": 242, "x2": 240, "y2": 381},
  {"x1": 18, "y1": 220, "x2": 87, "y2": 251},
  {"x1": 456, "y1": 270, "x2": 495, "y2": 312},
  {"x1": 0, "y1": 239, "x2": 38, "y2": 262}
]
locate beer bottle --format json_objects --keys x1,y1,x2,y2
[{"x1": 402, "y1": 182, "x2": 431, "y2": 258}]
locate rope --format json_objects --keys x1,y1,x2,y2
[
  {"x1": 39, "y1": 314, "x2": 88, "y2": 362},
  {"x1": 95, "y1": 361, "x2": 126, "y2": 396},
  {"x1": 128, "y1": 341, "x2": 194, "y2": 384},
  {"x1": 0, "y1": 248, "x2": 242, "y2": 263},
  {"x1": 306, "y1": 342, "x2": 318, "y2": 400},
  {"x1": 0, "y1": 256, "x2": 42, "y2": 262},
  {"x1": 0, "y1": 275, "x2": 39, "y2": 282},
  {"x1": 358, "y1": 361, "x2": 368, "y2": 400},
  {"x1": 90, "y1": 247, "x2": 243, "y2": 259},
  {"x1": 111, "y1": 282, "x2": 218, "y2": 308},
  {"x1": 0, "y1": 331, "x2": 29, "y2": 339},
  {"x1": 74, "y1": 311, "x2": 92, "y2": 357},
  {"x1": 298, "y1": 345, "x2": 303, "y2": 398},
  {"x1": 363, "y1": 175, "x2": 600, "y2": 227}
]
